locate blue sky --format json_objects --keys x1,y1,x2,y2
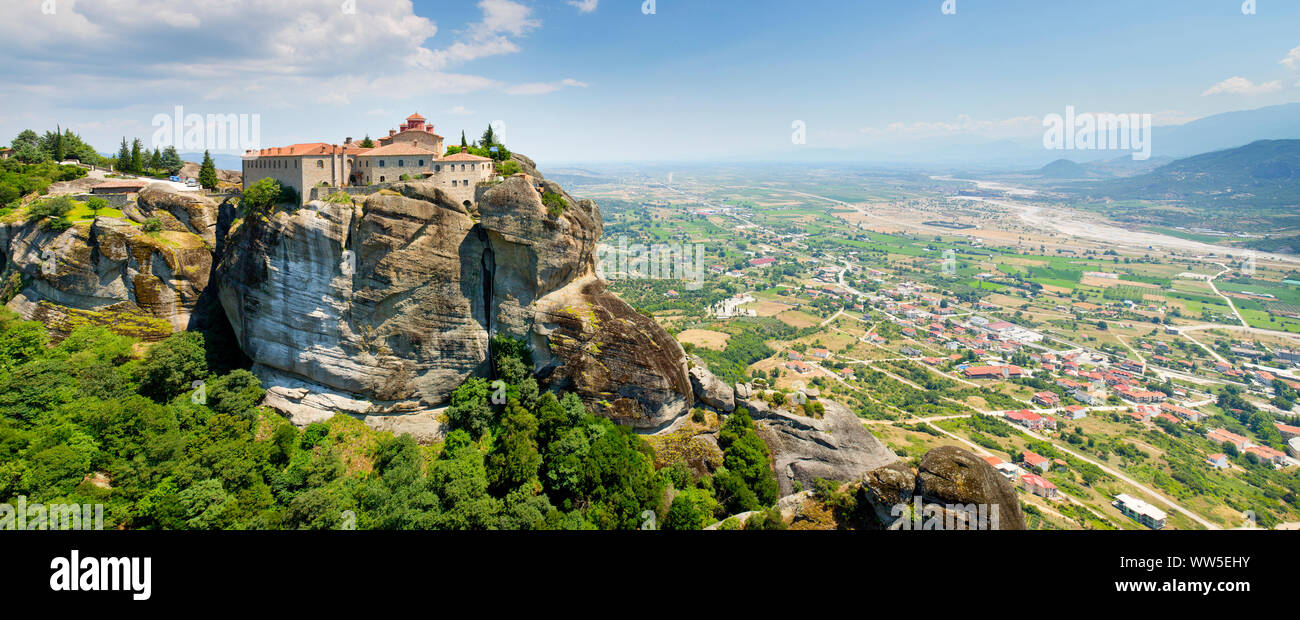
[{"x1": 1, "y1": 0, "x2": 1297, "y2": 164}]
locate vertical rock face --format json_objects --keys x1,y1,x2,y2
[
  {"x1": 216, "y1": 175, "x2": 693, "y2": 429},
  {"x1": 216, "y1": 186, "x2": 489, "y2": 424},
  {"x1": 1, "y1": 201, "x2": 214, "y2": 341}
]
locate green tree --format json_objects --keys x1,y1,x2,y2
[
  {"x1": 130, "y1": 138, "x2": 144, "y2": 173},
  {"x1": 161, "y1": 146, "x2": 184, "y2": 174},
  {"x1": 198, "y1": 150, "x2": 218, "y2": 190},
  {"x1": 486, "y1": 402, "x2": 542, "y2": 495},
  {"x1": 115, "y1": 137, "x2": 131, "y2": 172},
  {"x1": 136, "y1": 331, "x2": 208, "y2": 401}
]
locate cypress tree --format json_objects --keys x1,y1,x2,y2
[
  {"x1": 116, "y1": 137, "x2": 131, "y2": 172},
  {"x1": 199, "y1": 150, "x2": 218, "y2": 190}
]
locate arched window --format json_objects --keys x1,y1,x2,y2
[
  {"x1": 380, "y1": 176, "x2": 385, "y2": 182},
  {"x1": 379, "y1": 160, "x2": 385, "y2": 167},
  {"x1": 317, "y1": 160, "x2": 324, "y2": 168},
  {"x1": 398, "y1": 160, "x2": 404, "y2": 167},
  {"x1": 435, "y1": 165, "x2": 440, "y2": 172},
  {"x1": 418, "y1": 159, "x2": 424, "y2": 166}
]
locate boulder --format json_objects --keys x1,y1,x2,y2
[
  {"x1": 914, "y1": 445, "x2": 1026, "y2": 530},
  {"x1": 688, "y1": 358, "x2": 735, "y2": 412},
  {"x1": 748, "y1": 398, "x2": 898, "y2": 496},
  {"x1": 137, "y1": 184, "x2": 220, "y2": 246}
]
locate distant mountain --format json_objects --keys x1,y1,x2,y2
[
  {"x1": 1035, "y1": 158, "x2": 1090, "y2": 179},
  {"x1": 1065, "y1": 140, "x2": 1300, "y2": 231},
  {"x1": 1150, "y1": 103, "x2": 1300, "y2": 158}
]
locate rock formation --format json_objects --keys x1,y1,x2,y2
[
  {"x1": 739, "y1": 396, "x2": 899, "y2": 496},
  {"x1": 857, "y1": 445, "x2": 1027, "y2": 530},
  {"x1": 1, "y1": 186, "x2": 217, "y2": 341},
  {"x1": 216, "y1": 173, "x2": 693, "y2": 430},
  {"x1": 687, "y1": 357, "x2": 735, "y2": 413}
]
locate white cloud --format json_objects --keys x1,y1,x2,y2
[
  {"x1": 568, "y1": 0, "x2": 599, "y2": 13},
  {"x1": 0, "y1": 0, "x2": 540, "y2": 112},
  {"x1": 506, "y1": 78, "x2": 589, "y2": 95},
  {"x1": 413, "y1": 0, "x2": 539, "y2": 71},
  {"x1": 1282, "y1": 45, "x2": 1300, "y2": 71},
  {"x1": 447, "y1": 105, "x2": 476, "y2": 115},
  {"x1": 1201, "y1": 76, "x2": 1283, "y2": 96}
]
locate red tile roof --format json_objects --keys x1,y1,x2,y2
[
  {"x1": 92, "y1": 179, "x2": 148, "y2": 189},
  {"x1": 361, "y1": 143, "x2": 439, "y2": 157},
  {"x1": 246, "y1": 143, "x2": 371, "y2": 157},
  {"x1": 437, "y1": 150, "x2": 492, "y2": 162}
]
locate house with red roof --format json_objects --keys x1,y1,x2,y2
[
  {"x1": 1061, "y1": 405, "x2": 1087, "y2": 420},
  {"x1": 1020, "y1": 450, "x2": 1051, "y2": 471},
  {"x1": 1019, "y1": 474, "x2": 1059, "y2": 499},
  {"x1": 1245, "y1": 445, "x2": 1289, "y2": 467},
  {"x1": 963, "y1": 365, "x2": 1024, "y2": 379},
  {"x1": 1032, "y1": 391, "x2": 1060, "y2": 407},
  {"x1": 1206, "y1": 428, "x2": 1252, "y2": 451}
]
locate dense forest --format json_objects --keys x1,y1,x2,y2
[{"x1": 0, "y1": 312, "x2": 781, "y2": 530}]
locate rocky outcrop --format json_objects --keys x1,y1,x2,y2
[
  {"x1": 688, "y1": 357, "x2": 735, "y2": 412},
  {"x1": 744, "y1": 397, "x2": 898, "y2": 496},
  {"x1": 137, "y1": 185, "x2": 220, "y2": 247},
  {"x1": 217, "y1": 175, "x2": 692, "y2": 430},
  {"x1": 1, "y1": 199, "x2": 215, "y2": 341},
  {"x1": 856, "y1": 446, "x2": 1026, "y2": 530},
  {"x1": 914, "y1": 445, "x2": 1026, "y2": 529}
]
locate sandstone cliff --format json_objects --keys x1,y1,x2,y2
[
  {"x1": 216, "y1": 174, "x2": 692, "y2": 430},
  {"x1": 1, "y1": 186, "x2": 218, "y2": 341}
]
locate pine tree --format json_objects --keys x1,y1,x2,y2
[
  {"x1": 54, "y1": 124, "x2": 65, "y2": 161},
  {"x1": 150, "y1": 148, "x2": 163, "y2": 171},
  {"x1": 199, "y1": 150, "x2": 218, "y2": 190},
  {"x1": 130, "y1": 139, "x2": 143, "y2": 173},
  {"x1": 359, "y1": 134, "x2": 374, "y2": 148},
  {"x1": 161, "y1": 146, "x2": 184, "y2": 174},
  {"x1": 116, "y1": 138, "x2": 131, "y2": 172},
  {"x1": 480, "y1": 124, "x2": 496, "y2": 149},
  {"x1": 460, "y1": 131, "x2": 467, "y2": 150}
]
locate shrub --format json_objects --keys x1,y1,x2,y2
[
  {"x1": 541, "y1": 191, "x2": 567, "y2": 217},
  {"x1": 142, "y1": 217, "x2": 164, "y2": 233},
  {"x1": 498, "y1": 160, "x2": 522, "y2": 176},
  {"x1": 27, "y1": 195, "x2": 74, "y2": 222},
  {"x1": 40, "y1": 216, "x2": 73, "y2": 233},
  {"x1": 241, "y1": 177, "x2": 296, "y2": 214}
]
